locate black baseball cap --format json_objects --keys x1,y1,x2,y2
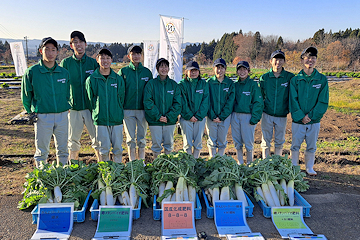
[
  {"x1": 127, "y1": 45, "x2": 142, "y2": 54},
  {"x1": 236, "y1": 61, "x2": 250, "y2": 70},
  {"x1": 97, "y1": 48, "x2": 113, "y2": 58},
  {"x1": 40, "y1": 37, "x2": 58, "y2": 50},
  {"x1": 213, "y1": 58, "x2": 226, "y2": 67},
  {"x1": 301, "y1": 46, "x2": 318, "y2": 59},
  {"x1": 270, "y1": 50, "x2": 285, "y2": 59},
  {"x1": 186, "y1": 61, "x2": 199, "y2": 70},
  {"x1": 70, "y1": 31, "x2": 86, "y2": 42},
  {"x1": 156, "y1": 58, "x2": 169, "y2": 69}
]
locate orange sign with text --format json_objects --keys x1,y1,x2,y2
[{"x1": 162, "y1": 203, "x2": 193, "y2": 229}]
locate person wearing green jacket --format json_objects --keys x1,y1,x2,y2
[
  {"x1": 118, "y1": 45, "x2": 153, "y2": 161},
  {"x1": 259, "y1": 50, "x2": 295, "y2": 159},
  {"x1": 178, "y1": 61, "x2": 209, "y2": 158},
  {"x1": 60, "y1": 31, "x2": 100, "y2": 162},
  {"x1": 206, "y1": 58, "x2": 235, "y2": 157},
  {"x1": 289, "y1": 46, "x2": 329, "y2": 176},
  {"x1": 143, "y1": 58, "x2": 181, "y2": 158},
  {"x1": 21, "y1": 37, "x2": 71, "y2": 167},
  {"x1": 231, "y1": 61, "x2": 263, "y2": 164},
  {"x1": 85, "y1": 48, "x2": 125, "y2": 163}
]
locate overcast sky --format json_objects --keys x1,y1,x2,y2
[{"x1": 1, "y1": 0, "x2": 359, "y2": 44}]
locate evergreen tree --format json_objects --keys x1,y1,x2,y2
[
  {"x1": 313, "y1": 29, "x2": 325, "y2": 45},
  {"x1": 250, "y1": 31, "x2": 262, "y2": 61},
  {"x1": 276, "y1": 36, "x2": 284, "y2": 50}
]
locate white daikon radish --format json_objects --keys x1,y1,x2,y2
[
  {"x1": 287, "y1": 180, "x2": 295, "y2": 206},
  {"x1": 279, "y1": 179, "x2": 287, "y2": 206},
  {"x1": 54, "y1": 186, "x2": 62, "y2": 203},
  {"x1": 256, "y1": 186, "x2": 265, "y2": 201},
  {"x1": 170, "y1": 193, "x2": 176, "y2": 202},
  {"x1": 106, "y1": 186, "x2": 114, "y2": 206},
  {"x1": 267, "y1": 180, "x2": 280, "y2": 206},
  {"x1": 220, "y1": 186, "x2": 230, "y2": 200},
  {"x1": 212, "y1": 187, "x2": 220, "y2": 205},
  {"x1": 162, "y1": 181, "x2": 173, "y2": 202},
  {"x1": 98, "y1": 180, "x2": 106, "y2": 205},
  {"x1": 183, "y1": 182, "x2": 189, "y2": 201},
  {"x1": 261, "y1": 183, "x2": 275, "y2": 207},
  {"x1": 188, "y1": 185, "x2": 196, "y2": 204},
  {"x1": 235, "y1": 183, "x2": 248, "y2": 207},
  {"x1": 129, "y1": 183, "x2": 138, "y2": 208},
  {"x1": 176, "y1": 177, "x2": 185, "y2": 202},
  {"x1": 158, "y1": 182, "x2": 166, "y2": 198},
  {"x1": 118, "y1": 195, "x2": 124, "y2": 205},
  {"x1": 122, "y1": 191, "x2": 131, "y2": 206}
]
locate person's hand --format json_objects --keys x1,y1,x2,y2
[
  {"x1": 159, "y1": 116, "x2": 168, "y2": 123},
  {"x1": 302, "y1": 114, "x2": 311, "y2": 124},
  {"x1": 190, "y1": 116, "x2": 198, "y2": 122},
  {"x1": 213, "y1": 117, "x2": 221, "y2": 123}
]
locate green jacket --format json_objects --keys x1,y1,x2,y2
[
  {"x1": 259, "y1": 68, "x2": 295, "y2": 117},
  {"x1": 289, "y1": 68, "x2": 329, "y2": 124},
  {"x1": 233, "y1": 76, "x2": 264, "y2": 125},
  {"x1": 85, "y1": 68, "x2": 125, "y2": 126},
  {"x1": 207, "y1": 75, "x2": 235, "y2": 121},
  {"x1": 21, "y1": 60, "x2": 71, "y2": 114},
  {"x1": 178, "y1": 77, "x2": 209, "y2": 121},
  {"x1": 143, "y1": 76, "x2": 181, "y2": 126},
  {"x1": 118, "y1": 62, "x2": 153, "y2": 110},
  {"x1": 60, "y1": 54, "x2": 99, "y2": 111}
]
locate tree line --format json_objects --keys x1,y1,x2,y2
[{"x1": 184, "y1": 28, "x2": 360, "y2": 71}]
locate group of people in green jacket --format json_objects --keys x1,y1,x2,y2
[{"x1": 21, "y1": 31, "x2": 328, "y2": 176}]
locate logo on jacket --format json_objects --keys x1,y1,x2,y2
[
  {"x1": 86, "y1": 70, "x2": 94, "y2": 75},
  {"x1": 196, "y1": 89, "x2": 203, "y2": 94},
  {"x1": 141, "y1": 77, "x2": 149, "y2": 82},
  {"x1": 57, "y1": 78, "x2": 66, "y2": 83},
  {"x1": 111, "y1": 83, "x2": 117, "y2": 88},
  {"x1": 312, "y1": 84, "x2": 321, "y2": 89},
  {"x1": 242, "y1": 91, "x2": 251, "y2": 96},
  {"x1": 281, "y1": 82, "x2": 288, "y2": 87},
  {"x1": 223, "y1": 87, "x2": 229, "y2": 92},
  {"x1": 167, "y1": 90, "x2": 174, "y2": 95}
]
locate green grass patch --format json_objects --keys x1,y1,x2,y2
[{"x1": 317, "y1": 136, "x2": 359, "y2": 153}]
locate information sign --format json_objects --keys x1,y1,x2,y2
[{"x1": 271, "y1": 207, "x2": 313, "y2": 238}]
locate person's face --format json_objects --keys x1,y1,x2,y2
[
  {"x1": 96, "y1": 54, "x2": 112, "y2": 69},
  {"x1": 39, "y1": 43, "x2": 58, "y2": 63},
  {"x1": 214, "y1": 65, "x2": 226, "y2": 79},
  {"x1": 301, "y1": 56, "x2": 317, "y2": 69},
  {"x1": 158, "y1": 62, "x2": 169, "y2": 77},
  {"x1": 270, "y1": 58, "x2": 285, "y2": 71},
  {"x1": 70, "y1": 37, "x2": 87, "y2": 56},
  {"x1": 187, "y1": 69, "x2": 199, "y2": 79},
  {"x1": 128, "y1": 51, "x2": 141, "y2": 64},
  {"x1": 237, "y1": 67, "x2": 249, "y2": 80}
]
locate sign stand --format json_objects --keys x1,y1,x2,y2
[
  {"x1": 226, "y1": 232, "x2": 265, "y2": 240},
  {"x1": 30, "y1": 203, "x2": 74, "y2": 240},
  {"x1": 214, "y1": 200, "x2": 255, "y2": 238},
  {"x1": 92, "y1": 206, "x2": 133, "y2": 240},
  {"x1": 288, "y1": 234, "x2": 328, "y2": 239},
  {"x1": 161, "y1": 201, "x2": 198, "y2": 240},
  {"x1": 271, "y1": 207, "x2": 315, "y2": 238}
]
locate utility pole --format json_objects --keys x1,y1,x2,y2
[{"x1": 24, "y1": 36, "x2": 28, "y2": 63}]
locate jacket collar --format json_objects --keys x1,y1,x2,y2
[
  {"x1": 269, "y1": 68, "x2": 286, "y2": 78},
  {"x1": 71, "y1": 53, "x2": 87, "y2": 62},
  {"x1": 297, "y1": 68, "x2": 320, "y2": 81},
  {"x1": 39, "y1": 60, "x2": 61, "y2": 73},
  {"x1": 129, "y1": 61, "x2": 143, "y2": 71}
]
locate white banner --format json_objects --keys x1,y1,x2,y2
[
  {"x1": 10, "y1": 42, "x2": 27, "y2": 76},
  {"x1": 143, "y1": 40, "x2": 159, "y2": 79},
  {"x1": 159, "y1": 15, "x2": 184, "y2": 83}
]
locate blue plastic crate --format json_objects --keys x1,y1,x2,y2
[
  {"x1": 31, "y1": 190, "x2": 92, "y2": 224},
  {"x1": 90, "y1": 196, "x2": 142, "y2": 220},
  {"x1": 202, "y1": 189, "x2": 254, "y2": 218},
  {"x1": 257, "y1": 190, "x2": 312, "y2": 218},
  {"x1": 153, "y1": 193, "x2": 202, "y2": 220}
]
